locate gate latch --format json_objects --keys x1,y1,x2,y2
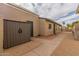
[{"x1": 18, "y1": 28, "x2": 22, "y2": 34}]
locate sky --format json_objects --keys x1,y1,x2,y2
[{"x1": 14, "y1": 3, "x2": 79, "y2": 26}]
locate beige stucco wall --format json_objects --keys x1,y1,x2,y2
[
  {"x1": 39, "y1": 19, "x2": 54, "y2": 36},
  {"x1": 55, "y1": 24, "x2": 62, "y2": 34},
  {"x1": 45, "y1": 21, "x2": 54, "y2": 36},
  {"x1": 0, "y1": 4, "x2": 40, "y2": 37},
  {"x1": 39, "y1": 19, "x2": 46, "y2": 36}
]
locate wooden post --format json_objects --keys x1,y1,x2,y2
[{"x1": 0, "y1": 17, "x2": 3, "y2": 53}]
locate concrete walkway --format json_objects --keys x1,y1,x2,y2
[
  {"x1": 1, "y1": 32, "x2": 67, "y2": 56},
  {"x1": 24, "y1": 32, "x2": 66, "y2": 56},
  {"x1": 51, "y1": 32, "x2": 79, "y2": 56}
]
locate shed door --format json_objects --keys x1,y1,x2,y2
[
  {"x1": 19, "y1": 22, "x2": 31, "y2": 44},
  {"x1": 3, "y1": 20, "x2": 20, "y2": 48},
  {"x1": 13, "y1": 22, "x2": 20, "y2": 46},
  {"x1": 3, "y1": 20, "x2": 31, "y2": 49}
]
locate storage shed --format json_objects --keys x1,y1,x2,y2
[
  {"x1": 39, "y1": 17, "x2": 62, "y2": 36},
  {"x1": 0, "y1": 3, "x2": 40, "y2": 51}
]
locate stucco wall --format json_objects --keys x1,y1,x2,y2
[
  {"x1": 45, "y1": 21, "x2": 54, "y2": 36},
  {"x1": 55, "y1": 24, "x2": 62, "y2": 34},
  {"x1": 0, "y1": 4, "x2": 40, "y2": 37},
  {"x1": 39, "y1": 19, "x2": 46, "y2": 36},
  {"x1": 39, "y1": 18, "x2": 54, "y2": 36}
]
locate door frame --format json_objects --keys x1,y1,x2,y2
[
  {"x1": 26, "y1": 21, "x2": 33, "y2": 37},
  {"x1": 53, "y1": 23, "x2": 56, "y2": 35}
]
